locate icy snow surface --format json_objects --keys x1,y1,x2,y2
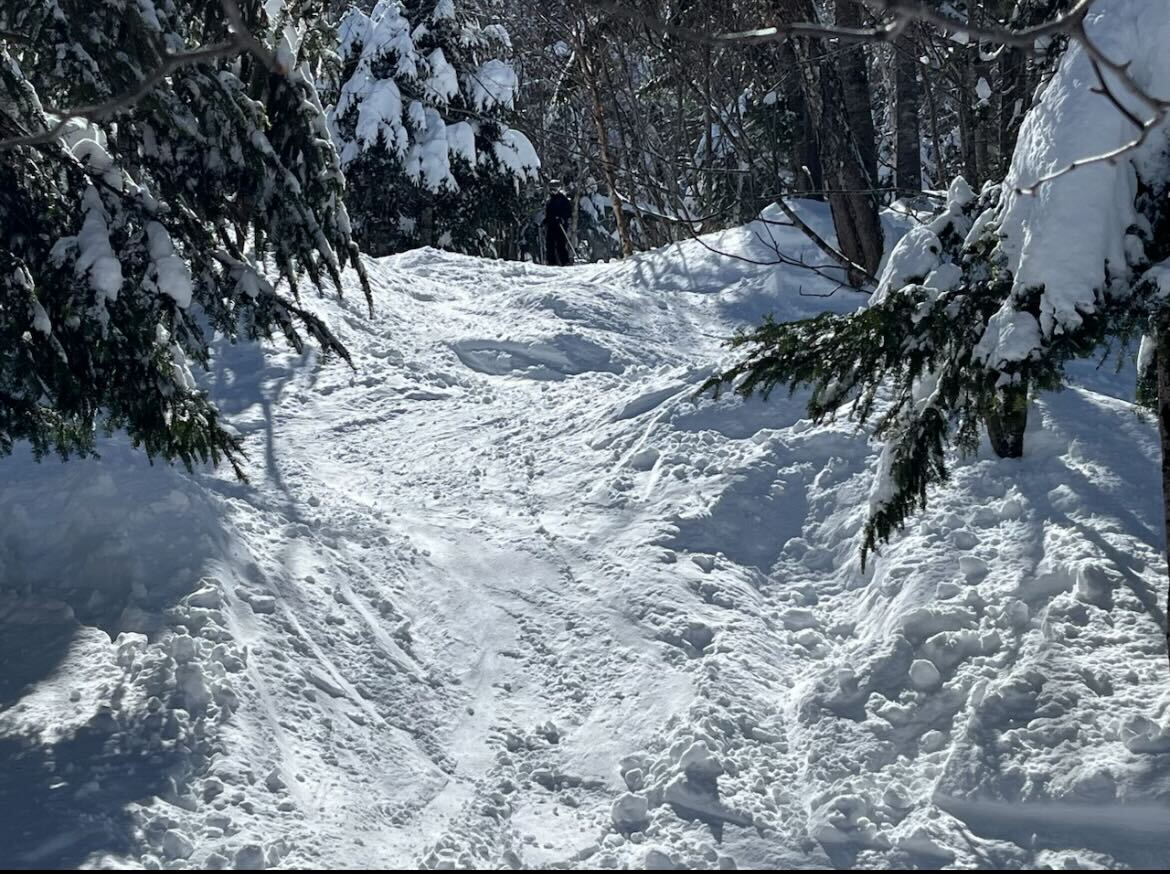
[{"x1": 1, "y1": 202, "x2": 1167, "y2": 869}]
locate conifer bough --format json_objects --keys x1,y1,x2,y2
[{"x1": 0, "y1": 0, "x2": 370, "y2": 477}]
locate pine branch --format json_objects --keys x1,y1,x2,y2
[{"x1": 0, "y1": 0, "x2": 282, "y2": 151}]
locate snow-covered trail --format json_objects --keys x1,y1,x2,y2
[
  {"x1": 196, "y1": 246, "x2": 809, "y2": 867},
  {"x1": 2, "y1": 205, "x2": 1168, "y2": 869}
]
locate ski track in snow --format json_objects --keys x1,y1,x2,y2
[{"x1": 1, "y1": 205, "x2": 1168, "y2": 869}]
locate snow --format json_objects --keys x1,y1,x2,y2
[
  {"x1": 425, "y1": 48, "x2": 459, "y2": 104},
  {"x1": 145, "y1": 221, "x2": 193, "y2": 309},
  {"x1": 1, "y1": 202, "x2": 1167, "y2": 869},
  {"x1": 490, "y1": 128, "x2": 540, "y2": 180},
  {"x1": 446, "y1": 120, "x2": 476, "y2": 165},
  {"x1": 870, "y1": 225, "x2": 941, "y2": 305},
  {"x1": 405, "y1": 106, "x2": 457, "y2": 192},
  {"x1": 30, "y1": 299, "x2": 51, "y2": 335},
  {"x1": 468, "y1": 58, "x2": 518, "y2": 111},
  {"x1": 336, "y1": 77, "x2": 408, "y2": 163},
  {"x1": 329, "y1": 3, "x2": 529, "y2": 201},
  {"x1": 871, "y1": 177, "x2": 974, "y2": 306},
  {"x1": 331, "y1": 2, "x2": 422, "y2": 164},
  {"x1": 982, "y1": 0, "x2": 1170, "y2": 362},
  {"x1": 75, "y1": 185, "x2": 122, "y2": 305}
]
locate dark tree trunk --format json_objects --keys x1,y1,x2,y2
[
  {"x1": 780, "y1": 40, "x2": 823, "y2": 197},
  {"x1": 807, "y1": 62, "x2": 884, "y2": 282},
  {"x1": 894, "y1": 34, "x2": 922, "y2": 196},
  {"x1": 834, "y1": 0, "x2": 878, "y2": 187},
  {"x1": 921, "y1": 67, "x2": 947, "y2": 188},
  {"x1": 997, "y1": 46, "x2": 1027, "y2": 179},
  {"x1": 420, "y1": 205, "x2": 435, "y2": 248},
  {"x1": 781, "y1": 0, "x2": 883, "y2": 284},
  {"x1": 1156, "y1": 328, "x2": 1170, "y2": 668},
  {"x1": 972, "y1": 45, "x2": 992, "y2": 185},
  {"x1": 986, "y1": 382, "x2": 1029, "y2": 459},
  {"x1": 957, "y1": 62, "x2": 979, "y2": 188}
]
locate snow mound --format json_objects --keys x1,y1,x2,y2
[{"x1": 979, "y1": 0, "x2": 1170, "y2": 364}]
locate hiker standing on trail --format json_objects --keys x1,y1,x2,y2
[{"x1": 544, "y1": 183, "x2": 574, "y2": 267}]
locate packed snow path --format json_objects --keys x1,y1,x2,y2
[{"x1": 1, "y1": 206, "x2": 1168, "y2": 869}]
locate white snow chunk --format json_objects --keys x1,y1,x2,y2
[
  {"x1": 468, "y1": 59, "x2": 518, "y2": 110},
  {"x1": 162, "y1": 830, "x2": 194, "y2": 860},
  {"x1": 611, "y1": 792, "x2": 650, "y2": 830},
  {"x1": 923, "y1": 262, "x2": 962, "y2": 294},
  {"x1": 31, "y1": 299, "x2": 51, "y2": 334},
  {"x1": 491, "y1": 128, "x2": 540, "y2": 180},
  {"x1": 146, "y1": 222, "x2": 193, "y2": 308},
  {"x1": 973, "y1": 307, "x2": 1043, "y2": 367},
  {"x1": 446, "y1": 121, "x2": 476, "y2": 165},
  {"x1": 909, "y1": 659, "x2": 942, "y2": 690},
  {"x1": 679, "y1": 741, "x2": 723, "y2": 780},
  {"x1": 870, "y1": 225, "x2": 941, "y2": 305},
  {"x1": 425, "y1": 48, "x2": 458, "y2": 103},
  {"x1": 76, "y1": 185, "x2": 122, "y2": 303}
]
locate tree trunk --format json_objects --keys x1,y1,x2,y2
[
  {"x1": 972, "y1": 48, "x2": 992, "y2": 185},
  {"x1": 781, "y1": 0, "x2": 883, "y2": 285},
  {"x1": 894, "y1": 33, "x2": 922, "y2": 196},
  {"x1": 578, "y1": 35, "x2": 634, "y2": 257},
  {"x1": 956, "y1": 31, "x2": 981, "y2": 189},
  {"x1": 922, "y1": 68, "x2": 947, "y2": 188},
  {"x1": 780, "y1": 40, "x2": 822, "y2": 196},
  {"x1": 1156, "y1": 327, "x2": 1170, "y2": 667},
  {"x1": 997, "y1": 46, "x2": 1027, "y2": 179},
  {"x1": 703, "y1": 44, "x2": 715, "y2": 213},
  {"x1": 986, "y1": 381, "x2": 1028, "y2": 459},
  {"x1": 420, "y1": 204, "x2": 435, "y2": 249},
  {"x1": 834, "y1": 0, "x2": 878, "y2": 186},
  {"x1": 804, "y1": 59, "x2": 884, "y2": 282}
]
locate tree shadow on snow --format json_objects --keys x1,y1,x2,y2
[
  {"x1": 0, "y1": 439, "x2": 234, "y2": 866},
  {"x1": 0, "y1": 685, "x2": 190, "y2": 868},
  {"x1": 207, "y1": 336, "x2": 315, "y2": 522}
]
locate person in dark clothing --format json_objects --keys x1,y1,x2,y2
[{"x1": 544, "y1": 185, "x2": 574, "y2": 266}]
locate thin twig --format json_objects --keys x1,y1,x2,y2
[{"x1": 773, "y1": 196, "x2": 877, "y2": 285}]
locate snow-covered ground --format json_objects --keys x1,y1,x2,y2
[{"x1": 1, "y1": 203, "x2": 1168, "y2": 869}]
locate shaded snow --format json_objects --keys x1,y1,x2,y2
[{"x1": 468, "y1": 59, "x2": 517, "y2": 111}]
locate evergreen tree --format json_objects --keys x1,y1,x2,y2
[
  {"x1": 328, "y1": 0, "x2": 539, "y2": 257},
  {"x1": 0, "y1": 0, "x2": 369, "y2": 476},
  {"x1": 706, "y1": 0, "x2": 1170, "y2": 567}
]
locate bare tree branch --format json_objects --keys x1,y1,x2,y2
[
  {"x1": 585, "y1": 0, "x2": 906, "y2": 48},
  {"x1": 773, "y1": 196, "x2": 878, "y2": 285},
  {"x1": 867, "y1": 0, "x2": 1094, "y2": 50},
  {"x1": 586, "y1": 0, "x2": 1166, "y2": 197}
]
